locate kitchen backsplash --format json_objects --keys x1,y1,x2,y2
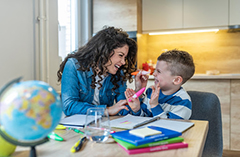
[{"x1": 137, "y1": 30, "x2": 240, "y2": 74}]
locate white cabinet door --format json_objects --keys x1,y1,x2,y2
[
  {"x1": 184, "y1": 0, "x2": 228, "y2": 28},
  {"x1": 142, "y1": 0, "x2": 183, "y2": 32},
  {"x1": 229, "y1": 0, "x2": 240, "y2": 25}
]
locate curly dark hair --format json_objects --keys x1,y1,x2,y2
[
  {"x1": 57, "y1": 26, "x2": 137, "y2": 91},
  {"x1": 157, "y1": 49, "x2": 195, "y2": 84}
]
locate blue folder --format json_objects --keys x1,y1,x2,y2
[{"x1": 111, "y1": 126, "x2": 182, "y2": 146}]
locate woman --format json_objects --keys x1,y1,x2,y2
[{"x1": 57, "y1": 26, "x2": 139, "y2": 116}]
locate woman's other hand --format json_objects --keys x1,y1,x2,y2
[{"x1": 106, "y1": 100, "x2": 128, "y2": 116}]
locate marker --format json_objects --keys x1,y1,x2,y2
[
  {"x1": 131, "y1": 71, "x2": 150, "y2": 76},
  {"x1": 68, "y1": 128, "x2": 84, "y2": 135},
  {"x1": 70, "y1": 136, "x2": 87, "y2": 153},
  {"x1": 128, "y1": 87, "x2": 146, "y2": 102},
  {"x1": 47, "y1": 132, "x2": 64, "y2": 141},
  {"x1": 55, "y1": 124, "x2": 67, "y2": 130}
]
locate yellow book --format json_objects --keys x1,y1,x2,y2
[{"x1": 129, "y1": 127, "x2": 162, "y2": 138}]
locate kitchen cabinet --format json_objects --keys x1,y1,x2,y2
[
  {"x1": 93, "y1": 0, "x2": 137, "y2": 34},
  {"x1": 229, "y1": 0, "x2": 240, "y2": 25},
  {"x1": 142, "y1": 0, "x2": 229, "y2": 32},
  {"x1": 142, "y1": 0, "x2": 183, "y2": 32},
  {"x1": 230, "y1": 80, "x2": 240, "y2": 150},
  {"x1": 184, "y1": 0, "x2": 228, "y2": 28}
]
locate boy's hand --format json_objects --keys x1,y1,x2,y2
[
  {"x1": 135, "y1": 70, "x2": 149, "y2": 92},
  {"x1": 107, "y1": 100, "x2": 128, "y2": 116},
  {"x1": 149, "y1": 83, "x2": 160, "y2": 108},
  {"x1": 124, "y1": 88, "x2": 140, "y2": 113}
]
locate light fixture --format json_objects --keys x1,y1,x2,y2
[{"x1": 149, "y1": 29, "x2": 219, "y2": 35}]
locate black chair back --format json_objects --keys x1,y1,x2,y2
[{"x1": 188, "y1": 91, "x2": 223, "y2": 157}]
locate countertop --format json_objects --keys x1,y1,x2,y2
[{"x1": 148, "y1": 74, "x2": 240, "y2": 80}]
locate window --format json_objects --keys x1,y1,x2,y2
[{"x1": 58, "y1": 0, "x2": 77, "y2": 60}]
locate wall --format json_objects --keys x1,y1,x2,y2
[
  {"x1": 137, "y1": 30, "x2": 240, "y2": 74},
  {"x1": 0, "y1": 1, "x2": 35, "y2": 87},
  {"x1": 0, "y1": 0, "x2": 60, "y2": 91}
]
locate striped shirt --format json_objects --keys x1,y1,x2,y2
[{"x1": 140, "y1": 87, "x2": 192, "y2": 120}]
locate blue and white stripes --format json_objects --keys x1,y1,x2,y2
[{"x1": 140, "y1": 87, "x2": 192, "y2": 120}]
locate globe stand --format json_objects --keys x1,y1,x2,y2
[
  {"x1": 0, "y1": 129, "x2": 49, "y2": 157},
  {"x1": 30, "y1": 146, "x2": 36, "y2": 157}
]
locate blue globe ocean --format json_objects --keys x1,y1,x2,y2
[{"x1": 0, "y1": 80, "x2": 62, "y2": 142}]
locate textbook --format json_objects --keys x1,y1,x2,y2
[
  {"x1": 118, "y1": 142, "x2": 188, "y2": 155},
  {"x1": 111, "y1": 126, "x2": 182, "y2": 146},
  {"x1": 113, "y1": 136, "x2": 184, "y2": 150},
  {"x1": 109, "y1": 114, "x2": 194, "y2": 132}
]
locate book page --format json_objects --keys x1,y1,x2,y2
[{"x1": 109, "y1": 114, "x2": 152, "y2": 129}]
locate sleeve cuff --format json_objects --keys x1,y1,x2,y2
[{"x1": 132, "y1": 108, "x2": 142, "y2": 116}]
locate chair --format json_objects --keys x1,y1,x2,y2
[{"x1": 187, "y1": 91, "x2": 223, "y2": 157}]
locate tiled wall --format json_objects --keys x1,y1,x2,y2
[{"x1": 137, "y1": 30, "x2": 240, "y2": 74}]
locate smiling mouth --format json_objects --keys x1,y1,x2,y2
[{"x1": 115, "y1": 64, "x2": 120, "y2": 69}]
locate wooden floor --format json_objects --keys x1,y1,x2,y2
[{"x1": 223, "y1": 150, "x2": 240, "y2": 157}]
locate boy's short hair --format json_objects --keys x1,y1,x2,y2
[{"x1": 157, "y1": 49, "x2": 195, "y2": 84}]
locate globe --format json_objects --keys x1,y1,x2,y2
[{"x1": 0, "y1": 77, "x2": 62, "y2": 156}]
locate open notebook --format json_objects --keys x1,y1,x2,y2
[
  {"x1": 109, "y1": 114, "x2": 194, "y2": 133},
  {"x1": 59, "y1": 114, "x2": 95, "y2": 128}
]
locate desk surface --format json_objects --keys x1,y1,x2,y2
[{"x1": 13, "y1": 119, "x2": 208, "y2": 157}]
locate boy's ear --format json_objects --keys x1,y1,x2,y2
[{"x1": 173, "y1": 76, "x2": 183, "y2": 85}]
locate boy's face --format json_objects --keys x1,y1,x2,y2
[{"x1": 153, "y1": 60, "x2": 176, "y2": 91}]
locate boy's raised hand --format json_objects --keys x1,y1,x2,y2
[
  {"x1": 124, "y1": 88, "x2": 140, "y2": 113},
  {"x1": 149, "y1": 82, "x2": 160, "y2": 108}
]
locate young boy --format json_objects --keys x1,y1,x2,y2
[{"x1": 125, "y1": 49, "x2": 195, "y2": 120}]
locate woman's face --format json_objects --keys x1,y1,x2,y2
[{"x1": 106, "y1": 44, "x2": 129, "y2": 75}]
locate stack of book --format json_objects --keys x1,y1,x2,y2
[{"x1": 111, "y1": 126, "x2": 188, "y2": 155}]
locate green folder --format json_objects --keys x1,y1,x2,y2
[{"x1": 113, "y1": 136, "x2": 184, "y2": 150}]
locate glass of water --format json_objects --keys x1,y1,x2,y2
[{"x1": 84, "y1": 107, "x2": 110, "y2": 143}]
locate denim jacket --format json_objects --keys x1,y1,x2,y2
[{"x1": 61, "y1": 58, "x2": 141, "y2": 116}]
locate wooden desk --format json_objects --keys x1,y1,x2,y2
[{"x1": 13, "y1": 119, "x2": 208, "y2": 157}]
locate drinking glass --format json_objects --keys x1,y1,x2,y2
[{"x1": 84, "y1": 108, "x2": 111, "y2": 143}]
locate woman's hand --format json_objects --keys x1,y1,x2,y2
[
  {"x1": 149, "y1": 83, "x2": 160, "y2": 108},
  {"x1": 106, "y1": 100, "x2": 128, "y2": 116},
  {"x1": 135, "y1": 70, "x2": 149, "y2": 92},
  {"x1": 124, "y1": 88, "x2": 140, "y2": 113}
]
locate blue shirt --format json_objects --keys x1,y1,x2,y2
[{"x1": 61, "y1": 58, "x2": 141, "y2": 116}]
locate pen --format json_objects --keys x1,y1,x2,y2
[
  {"x1": 47, "y1": 132, "x2": 64, "y2": 141},
  {"x1": 70, "y1": 136, "x2": 87, "y2": 153}
]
